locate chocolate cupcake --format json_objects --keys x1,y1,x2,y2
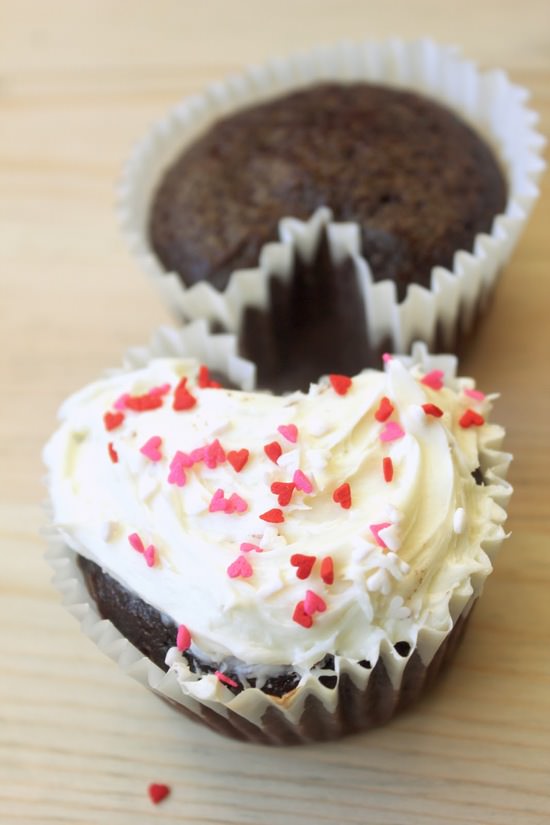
[
  {"x1": 44, "y1": 329, "x2": 512, "y2": 745},
  {"x1": 119, "y1": 40, "x2": 544, "y2": 392}
]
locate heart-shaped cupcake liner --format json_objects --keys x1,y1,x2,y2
[
  {"x1": 119, "y1": 38, "x2": 545, "y2": 358},
  {"x1": 43, "y1": 325, "x2": 512, "y2": 744}
]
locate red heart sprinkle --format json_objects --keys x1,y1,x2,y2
[
  {"x1": 227, "y1": 449, "x2": 249, "y2": 472},
  {"x1": 333, "y1": 482, "x2": 352, "y2": 509},
  {"x1": 173, "y1": 379, "x2": 197, "y2": 411},
  {"x1": 103, "y1": 411, "x2": 124, "y2": 431},
  {"x1": 422, "y1": 403, "x2": 444, "y2": 418},
  {"x1": 459, "y1": 409, "x2": 485, "y2": 428},
  {"x1": 148, "y1": 783, "x2": 171, "y2": 805},
  {"x1": 292, "y1": 601, "x2": 313, "y2": 628},
  {"x1": 259, "y1": 508, "x2": 284, "y2": 523},
  {"x1": 271, "y1": 481, "x2": 295, "y2": 506},
  {"x1": 320, "y1": 556, "x2": 334, "y2": 585},
  {"x1": 329, "y1": 374, "x2": 352, "y2": 395},
  {"x1": 125, "y1": 393, "x2": 163, "y2": 412},
  {"x1": 374, "y1": 396, "x2": 394, "y2": 422},
  {"x1": 198, "y1": 364, "x2": 221, "y2": 388},
  {"x1": 264, "y1": 441, "x2": 282, "y2": 464},
  {"x1": 290, "y1": 553, "x2": 316, "y2": 579},
  {"x1": 383, "y1": 456, "x2": 393, "y2": 482},
  {"x1": 107, "y1": 442, "x2": 118, "y2": 463}
]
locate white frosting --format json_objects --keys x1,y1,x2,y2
[{"x1": 44, "y1": 358, "x2": 506, "y2": 671}]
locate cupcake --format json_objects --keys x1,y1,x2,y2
[
  {"x1": 44, "y1": 328, "x2": 512, "y2": 745},
  {"x1": 119, "y1": 40, "x2": 544, "y2": 391}
]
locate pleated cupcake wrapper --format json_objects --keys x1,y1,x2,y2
[
  {"x1": 119, "y1": 38, "x2": 545, "y2": 355},
  {"x1": 44, "y1": 326, "x2": 512, "y2": 743}
]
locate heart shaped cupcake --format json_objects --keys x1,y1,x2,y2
[{"x1": 44, "y1": 333, "x2": 512, "y2": 744}]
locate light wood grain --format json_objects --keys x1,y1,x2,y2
[{"x1": 1, "y1": 2, "x2": 549, "y2": 823}]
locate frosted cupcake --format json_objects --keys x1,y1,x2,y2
[{"x1": 44, "y1": 336, "x2": 512, "y2": 744}]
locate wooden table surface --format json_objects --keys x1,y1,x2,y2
[{"x1": 2, "y1": 2, "x2": 549, "y2": 823}]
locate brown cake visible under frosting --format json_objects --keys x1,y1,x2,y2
[{"x1": 149, "y1": 82, "x2": 507, "y2": 300}]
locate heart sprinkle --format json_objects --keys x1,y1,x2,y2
[
  {"x1": 167, "y1": 452, "x2": 188, "y2": 487},
  {"x1": 422, "y1": 403, "x2": 444, "y2": 418},
  {"x1": 320, "y1": 556, "x2": 334, "y2": 585},
  {"x1": 198, "y1": 364, "x2": 221, "y2": 389},
  {"x1": 277, "y1": 424, "x2": 298, "y2": 443},
  {"x1": 329, "y1": 374, "x2": 352, "y2": 396},
  {"x1": 304, "y1": 590, "x2": 327, "y2": 616},
  {"x1": 227, "y1": 449, "x2": 249, "y2": 472},
  {"x1": 176, "y1": 624, "x2": 191, "y2": 652},
  {"x1": 421, "y1": 370, "x2": 444, "y2": 390},
  {"x1": 215, "y1": 671, "x2": 239, "y2": 688},
  {"x1": 374, "y1": 396, "x2": 394, "y2": 422},
  {"x1": 107, "y1": 442, "x2": 118, "y2": 463},
  {"x1": 464, "y1": 388, "x2": 485, "y2": 401},
  {"x1": 125, "y1": 392, "x2": 163, "y2": 412},
  {"x1": 370, "y1": 522, "x2": 392, "y2": 549},
  {"x1": 209, "y1": 489, "x2": 248, "y2": 514},
  {"x1": 226, "y1": 493, "x2": 248, "y2": 514},
  {"x1": 459, "y1": 409, "x2": 485, "y2": 428},
  {"x1": 173, "y1": 377, "x2": 197, "y2": 411},
  {"x1": 240, "y1": 542, "x2": 263, "y2": 553},
  {"x1": 128, "y1": 532, "x2": 144, "y2": 553},
  {"x1": 144, "y1": 545, "x2": 157, "y2": 567},
  {"x1": 103, "y1": 411, "x2": 124, "y2": 431},
  {"x1": 293, "y1": 469, "x2": 313, "y2": 494},
  {"x1": 380, "y1": 422, "x2": 405, "y2": 442},
  {"x1": 383, "y1": 456, "x2": 393, "y2": 482},
  {"x1": 209, "y1": 488, "x2": 227, "y2": 512},
  {"x1": 264, "y1": 441, "x2": 282, "y2": 464},
  {"x1": 292, "y1": 601, "x2": 313, "y2": 628},
  {"x1": 140, "y1": 435, "x2": 163, "y2": 462},
  {"x1": 271, "y1": 481, "x2": 295, "y2": 506},
  {"x1": 227, "y1": 555, "x2": 253, "y2": 579},
  {"x1": 333, "y1": 482, "x2": 352, "y2": 509},
  {"x1": 290, "y1": 554, "x2": 316, "y2": 580},
  {"x1": 260, "y1": 508, "x2": 285, "y2": 523},
  {"x1": 204, "y1": 438, "x2": 225, "y2": 469},
  {"x1": 148, "y1": 783, "x2": 171, "y2": 805}
]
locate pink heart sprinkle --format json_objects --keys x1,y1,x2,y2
[
  {"x1": 167, "y1": 452, "x2": 187, "y2": 487},
  {"x1": 140, "y1": 435, "x2": 163, "y2": 462},
  {"x1": 209, "y1": 488, "x2": 227, "y2": 513},
  {"x1": 380, "y1": 422, "x2": 405, "y2": 442},
  {"x1": 421, "y1": 370, "x2": 444, "y2": 390},
  {"x1": 144, "y1": 545, "x2": 157, "y2": 567},
  {"x1": 382, "y1": 353, "x2": 393, "y2": 363},
  {"x1": 204, "y1": 439, "x2": 226, "y2": 469},
  {"x1": 227, "y1": 556, "x2": 253, "y2": 579},
  {"x1": 293, "y1": 469, "x2": 313, "y2": 494},
  {"x1": 370, "y1": 522, "x2": 392, "y2": 549},
  {"x1": 149, "y1": 383, "x2": 171, "y2": 397},
  {"x1": 176, "y1": 624, "x2": 191, "y2": 651},
  {"x1": 304, "y1": 590, "x2": 327, "y2": 616},
  {"x1": 465, "y1": 388, "x2": 485, "y2": 401},
  {"x1": 240, "y1": 542, "x2": 263, "y2": 553},
  {"x1": 226, "y1": 493, "x2": 247, "y2": 513},
  {"x1": 128, "y1": 533, "x2": 144, "y2": 553},
  {"x1": 189, "y1": 447, "x2": 205, "y2": 464},
  {"x1": 114, "y1": 393, "x2": 130, "y2": 410},
  {"x1": 278, "y1": 424, "x2": 298, "y2": 444}
]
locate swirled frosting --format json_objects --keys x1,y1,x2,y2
[{"x1": 44, "y1": 357, "x2": 508, "y2": 671}]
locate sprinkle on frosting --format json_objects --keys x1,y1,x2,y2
[
  {"x1": 227, "y1": 449, "x2": 249, "y2": 472},
  {"x1": 144, "y1": 544, "x2": 157, "y2": 567},
  {"x1": 333, "y1": 482, "x2": 352, "y2": 509},
  {"x1": 370, "y1": 522, "x2": 392, "y2": 549},
  {"x1": 422, "y1": 403, "x2": 444, "y2": 418},
  {"x1": 292, "y1": 601, "x2": 313, "y2": 628},
  {"x1": 380, "y1": 421, "x2": 405, "y2": 442},
  {"x1": 329, "y1": 374, "x2": 352, "y2": 395},
  {"x1": 290, "y1": 554, "x2": 316, "y2": 580},
  {"x1": 173, "y1": 377, "x2": 197, "y2": 411},
  {"x1": 167, "y1": 452, "x2": 187, "y2": 487},
  {"x1": 260, "y1": 508, "x2": 284, "y2": 523},
  {"x1": 465, "y1": 388, "x2": 485, "y2": 401},
  {"x1": 198, "y1": 364, "x2": 221, "y2": 389},
  {"x1": 209, "y1": 489, "x2": 248, "y2": 514},
  {"x1": 375, "y1": 396, "x2": 394, "y2": 422},
  {"x1": 383, "y1": 456, "x2": 393, "y2": 482},
  {"x1": 264, "y1": 441, "x2": 282, "y2": 464},
  {"x1": 304, "y1": 590, "x2": 327, "y2": 616},
  {"x1": 271, "y1": 481, "x2": 295, "y2": 506},
  {"x1": 227, "y1": 555, "x2": 253, "y2": 579},
  {"x1": 140, "y1": 435, "x2": 163, "y2": 462},
  {"x1": 293, "y1": 469, "x2": 313, "y2": 494},
  {"x1": 240, "y1": 542, "x2": 263, "y2": 553},
  {"x1": 176, "y1": 624, "x2": 191, "y2": 652},
  {"x1": 107, "y1": 442, "x2": 118, "y2": 463},
  {"x1": 125, "y1": 391, "x2": 163, "y2": 412},
  {"x1": 215, "y1": 671, "x2": 239, "y2": 688},
  {"x1": 421, "y1": 370, "x2": 444, "y2": 390},
  {"x1": 128, "y1": 532, "x2": 144, "y2": 554},
  {"x1": 278, "y1": 424, "x2": 298, "y2": 443},
  {"x1": 460, "y1": 409, "x2": 485, "y2": 428},
  {"x1": 104, "y1": 411, "x2": 124, "y2": 431},
  {"x1": 320, "y1": 556, "x2": 334, "y2": 585}
]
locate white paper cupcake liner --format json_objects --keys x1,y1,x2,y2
[
  {"x1": 44, "y1": 328, "x2": 513, "y2": 744},
  {"x1": 119, "y1": 38, "x2": 545, "y2": 355}
]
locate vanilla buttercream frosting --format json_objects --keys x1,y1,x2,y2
[{"x1": 44, "y1": 357, "x2": 510, "y2": 675}]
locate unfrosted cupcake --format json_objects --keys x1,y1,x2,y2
[
  {"x1": 119, "y1": 40, "x2": 544, "y2": 392},
  {"x1": 43, "y1": 334, "x2": 512, "y2": 744}
]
